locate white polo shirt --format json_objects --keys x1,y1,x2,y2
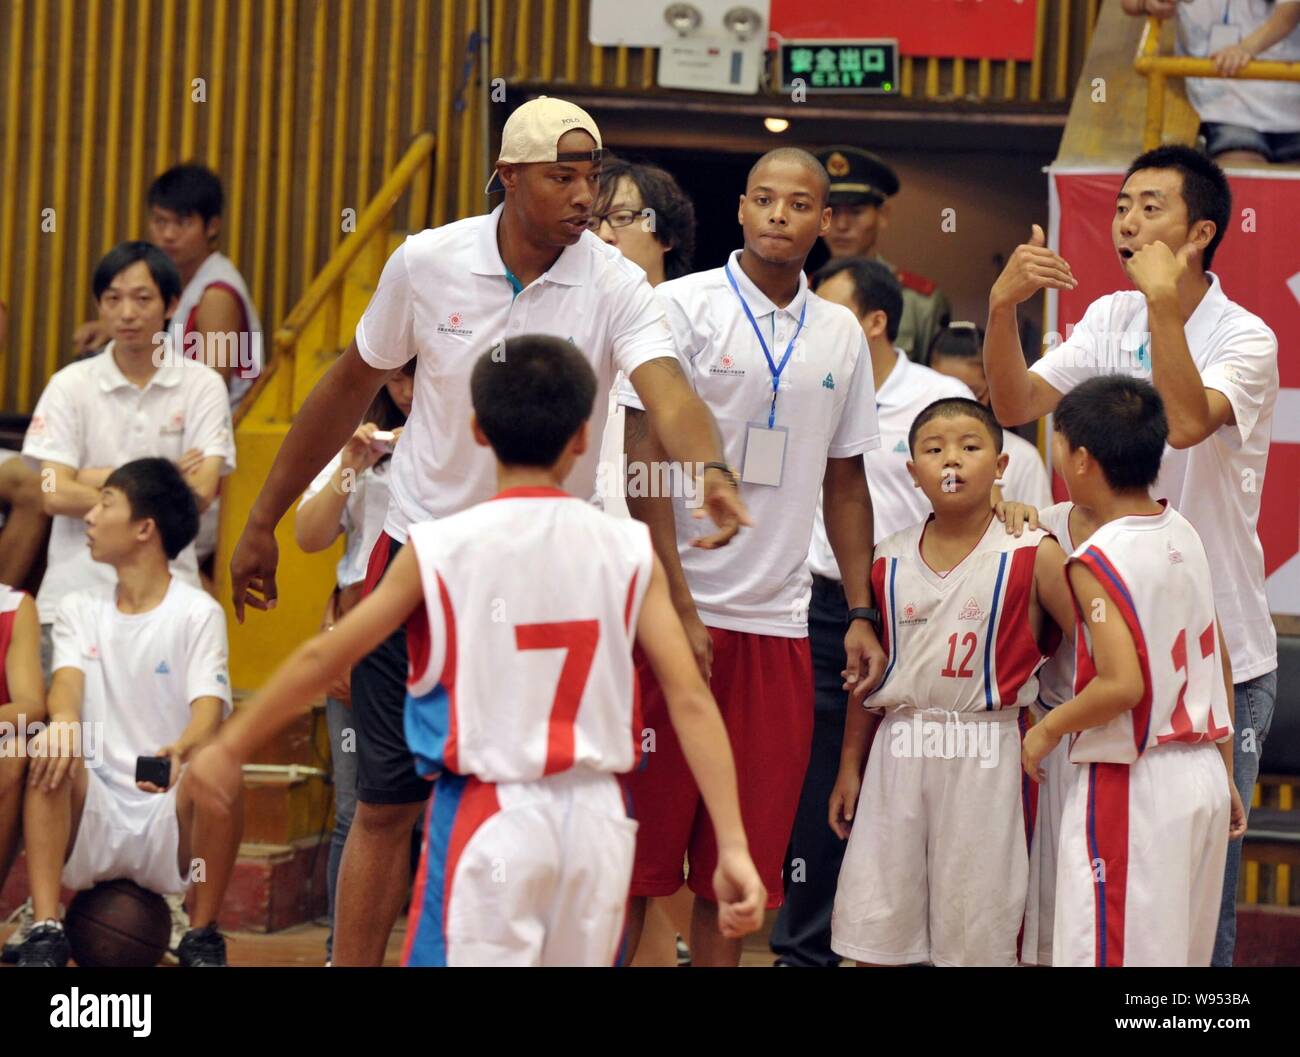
[
  {"x1": 355, "y1": 204, "x2": 677, "y2": 542},
  {"x1": 22, "y1": 344, "x2": 236, "y2": 624},
  {"x1": 621, "y1": 250, "x2": 880, "y2": 637},
  {"x1": 297, "y1": 452, "x2": 393, "y2": 589},
  {"x1": 52, "y1": 578, "x2": 232, "y2": 801},
  {"x1": 1031, "y1": 272, "x2": 1278, "y2": 681},
  {"x1": 1177, "y1": 0, "x2": 1300, "y2": 134},
  {"x1": 1001, "y1": 430, "x2": 1053, "y2": 509},
  {"x1": 808, "y1": 349, "x2": 970, "y2": 580}
]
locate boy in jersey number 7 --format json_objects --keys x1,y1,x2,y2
[
  {"x1": 829, "y1": 397, "x2": 1075, "y2": 967},
  {"x1": 1023, "y1": 376, "x2": 1247, "y2": 966},
  {"x1": 189, "y1": 335, "x2": 765, "y2": 965}
]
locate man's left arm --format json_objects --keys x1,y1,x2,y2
[
  {"x1": 1129, "y1": 243, "x2": 1260, "y2": 449},
  {"x1": 183, "y1": 370, "x2": 238, "y2": 509},
  {"x1": 614, "y1": 279, "x2": 750, "y2": 546}
]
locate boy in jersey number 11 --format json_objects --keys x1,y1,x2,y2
[{"x1": 187, "y1": 335, "x2": 765, "y2": 966}]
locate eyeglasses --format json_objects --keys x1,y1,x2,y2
[{"x1": 586, "y1": 209, "x2": 642, "y2": 232}]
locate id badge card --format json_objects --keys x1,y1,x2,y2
[
  {"x1": 741, "y1": 422, "x2": 788, "y2": 487},
  {"x1": 1208, "y1": 23, "x2": 1241, "y2": 51}
]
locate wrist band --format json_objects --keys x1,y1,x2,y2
[{"x1": 702, "y1": 461, "x2": 740, "y2": 487}]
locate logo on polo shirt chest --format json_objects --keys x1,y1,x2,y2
[
  {"x1": 708, "y1": 352, "x2": 745, "y2": 377},
  {"x1": 893, "y1": 439, "x2": 908, "y2": 453},
  {"x1": 822, "y1": 372, "x2": 835, "y2": 390},
  {"x1": 436, "y1": 312, "x2": 474, "y2": 338}
]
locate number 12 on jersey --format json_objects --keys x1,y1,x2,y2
[{"x1": 941, "y1": 631, "x2": 978, "y2": 678}]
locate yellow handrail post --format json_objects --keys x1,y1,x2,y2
[{"x1": 1144, "y1": 71, "x2": 1165, "y2": 150}]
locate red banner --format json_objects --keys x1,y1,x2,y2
[
  {"x1": 1048, "y1": 168, "x2": 1300, "y2": 613},
  {"x1": 770, "y1": 0, "x2": 1040, "y2": 61}
]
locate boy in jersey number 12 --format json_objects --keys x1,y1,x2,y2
[
  {"x1": 829, "y1": 397, "x2": 1075, "y2": 967},
  {"x1": 188, "y1": 334, "x2": 765, "y2": 966},
  {"x1": 1024, "y1": 375, "x2": 1246, "y2": 967}
]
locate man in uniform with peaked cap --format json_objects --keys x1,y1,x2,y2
[{"x1": 816, "y1": 146, "x2": 951, "y2": 363}]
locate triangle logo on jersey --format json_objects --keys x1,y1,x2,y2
[
  {"x1": 958, "y1": 596, "x2": 985, "y2": 621},
  {"x1": 1167, "y1": 541, "x2": 1184, "y2": 565},
  {"x1": 893, "y1": 439, "x2": 908, "y2": 453},
  {"x1": 155, "y1": 660, "x2": 171, "y2": 675},
  {"x1": 822, "y1": 372, "x2": 835, "y2": 390}
]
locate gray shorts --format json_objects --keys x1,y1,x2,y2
[{"x1": 1201, "y1": 122, "x2": 1300, "y2": 163}]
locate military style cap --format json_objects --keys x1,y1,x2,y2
[{"x1": 816, "y1": 146, "x2": 900, "y2": 207}]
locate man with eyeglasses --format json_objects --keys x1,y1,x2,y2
[
  {"x1": 228, "y1": 96, "x2": 748, "y2": 966},
  {"x1": 816, "y1": 147, "x2": 951, "y2": 363}
]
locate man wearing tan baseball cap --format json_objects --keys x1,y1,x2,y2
[
  {"x1": 484, "y1": 95, "x2": 605, "y2": 194},
  {"x1": 229, "y1": 94, "x2": 750, "y2": 965}
]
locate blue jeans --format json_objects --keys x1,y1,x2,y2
[
  {"x1": 325, "y1": 696, "x2": 358, "y2": 962},
  {"x1": 1212, "y1": 670, "x2": 1277, "y2": 967}
]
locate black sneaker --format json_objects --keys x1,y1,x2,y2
[
  {"x1": 177, "y1": 924, "x2": 228, "y2": 967},
  {"x1": 17, "y1": 921, "x2": 70, "y2": 967}
]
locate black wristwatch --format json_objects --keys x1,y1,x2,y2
[
  {"x1": 847, "y1": 607, "x2": 881, "y2": 630},
  {"x1": 702, "y1": 461, "x2": 740, "y2": 488}
]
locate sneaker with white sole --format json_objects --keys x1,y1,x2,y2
[
  {"x1": 2, "y1": 898, "x2": 35, "y2": 963},
  {"x1": 17, "y1": 920, "x2": 70, "y2": 967}
]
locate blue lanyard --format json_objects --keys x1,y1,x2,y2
[{"x1": 724, "y1": 260, "x2": 807, "y2": 429}]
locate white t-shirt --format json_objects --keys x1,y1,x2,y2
[
  {"x1": 22, "y1": 344, "x2": 237, "y2": 624},
  {"x1": 168, "y1": 251, "x2": 264, "y2": 410},
  {"x1": 620, "y1": 251, "x2": 881, "y2": 637},
  {"x1": 1177, "y1": 0, "x2": 1300, "y2": 133},
  {"x1": 51, "y1": 578, "x2": 233, "y2": 801},
  {"x1": 808, "y1": 349, "x2": 971, "y2": 580},
  {"x1": 1000, "y1": 430, "x2": 1054, "y2": 509},
  {"x1": 355, "y1": 205, "x2": 677, "y2": 543},
  {"x1": 297, "y1": 452, "x2": 393, "y2": 589},
  {"x1": 1030, "y1": 273, "x2": 1277, "y2": 681}
]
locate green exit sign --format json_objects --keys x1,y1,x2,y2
[{"x1": 779, "y1": 40, "x2": 899, "y2": 94}]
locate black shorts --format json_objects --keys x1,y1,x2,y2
[{"x1": 351, "y1": 531, "x2": 432, "y2": 805}]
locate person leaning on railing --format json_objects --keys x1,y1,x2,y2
[{"x1": 1123, "y1": 0, "x2": 1300, "y2": 166}]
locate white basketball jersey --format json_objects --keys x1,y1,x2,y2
[
  {"x1": 1036, "y1": 501, "x2": 1080, "y2": 710},
  {"x1": 168, "y1": 251, "x2": 263, "y2": 408},
  {"x1": 1068, "y1": 503, "x2": 1231, "y2": 765},
  {"x1": 870, "y1": 515, "x2": 1054, "y2": 714},
  {"x1": 405, "y1": 487, "x2": 654, "y2": 783}
]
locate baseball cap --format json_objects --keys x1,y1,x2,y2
[
  {"x1": 484, "y1": 97, "x2": 604, "y2": 195},
  {"x1": 816, "y1": 146, "x2": 900, "y2": 207}
]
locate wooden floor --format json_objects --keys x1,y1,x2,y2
[{"x1": 0, "y1": 912, "x2": 782, "y2": 968}]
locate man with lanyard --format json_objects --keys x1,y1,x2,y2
[
  {"x1": 229, "y1": 97, "x2": 748, "y2": 966},
  {"x1": 816, "y1": 147, "x2": 951, "y2": 363},
  {"x1": 619, "y1": 147, "x2": 884, "y2": 967}
]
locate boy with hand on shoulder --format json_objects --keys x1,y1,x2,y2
[{"x1": 829, "y1": 397, "x2": 1074, "y2": 967}]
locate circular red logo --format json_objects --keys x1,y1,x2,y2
[
  {"x1": 449, "y1": 313, "x2": 463, "y2": 328},
  {"x1": 903, "y1": 604, "x2": 916, "y2": 620},
  {"x1": 720, "y1": 354, "x2": 734, "y2": 369}
]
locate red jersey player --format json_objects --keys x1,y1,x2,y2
[{"x1": 189, "y1": 335, "x2": 764, "y2": 966}]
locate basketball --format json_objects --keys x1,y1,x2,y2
[{"x1": 63, "y1": 880, "x2": 172, "y2": 969}]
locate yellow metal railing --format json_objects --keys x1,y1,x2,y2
[
  {"x1": 252, "y1": 131, "x2": 436, "y2": 424},
  {"x1": 1136, "y1": 15, "x2": 1300, "y2": 149}
]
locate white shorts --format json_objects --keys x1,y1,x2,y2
[
  {"x1": 1053, "y1": 742, "x2": 1229, "y2": 967},
  {"x1": 404, "y1": 767, "x2": 636, "y2": 967},
  {"x1": 831, "y1": 708, "x2": 1032, "y2": 967},
  {"x1": 62, "y1": 769, "x2": 188, "y2": 896},
  {"x1": 1022, "y1": 707, "x2": 1075, "y2": 966}
]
